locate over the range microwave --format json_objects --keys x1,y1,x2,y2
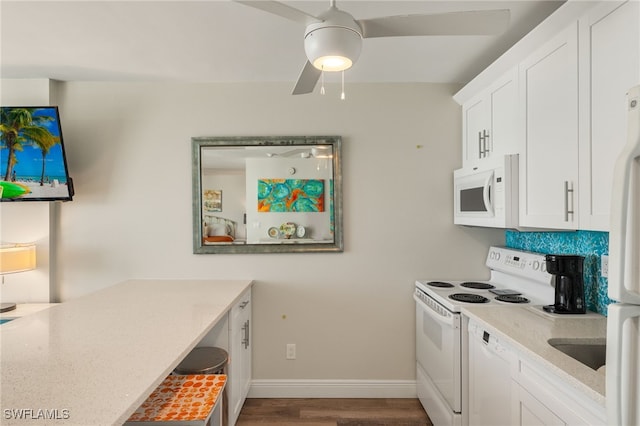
[{"x1": 453, "y1": 154, "x2": 518, "y2": 228}]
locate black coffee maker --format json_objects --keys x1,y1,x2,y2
[{"x1": 543, "y1": 254, "x2": 586, "y2": 314}]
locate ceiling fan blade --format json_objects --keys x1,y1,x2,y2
[
  {"x1": 292, "y1": 61, "x2": 321, "y2": 95},
  {"x1": 233, "y1": 1, "x2": 321, "y2": 26},
  {"x1": 358, "y1": 9, "x2": 510, "y2": 38}
]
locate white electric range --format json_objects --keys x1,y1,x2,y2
[{"x1": 414, "y1": 246, "x2": 556, "y2": 426}]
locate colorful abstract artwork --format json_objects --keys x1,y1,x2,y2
[{"x1": 258, "y1": 179, "x2": 324, "y2": 212}]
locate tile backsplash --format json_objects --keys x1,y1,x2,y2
[{"x1": 505, "y1": 230, "x2": 611, "y2": 315}]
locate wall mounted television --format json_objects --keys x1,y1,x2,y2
[{"x1": 1, "y1": 106, "x2": 74, "y2": 202}]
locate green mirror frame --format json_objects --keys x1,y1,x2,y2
[{"x1": 192, "y1": 136, "x2": 343, "y2": 254}]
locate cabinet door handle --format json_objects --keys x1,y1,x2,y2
[
  {"x1": 478, "y1": 130, "x2": 490, "y2": 158},
  {"x1": 242, "y1": 319, "x2": 250, "y2": 349},
  {"x1": 564, "y1": 181, "x2": 575, "y2": 222},
  {"x1": 482, "y1": 130, "x2": 490, "y2": 156},
  {"x1": 240, "y1": 300, "x2": 250, "y2": 309}
]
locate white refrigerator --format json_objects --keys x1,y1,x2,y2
[{"x1": 607, "y1": 84, "x2": 640, "y2": 426}]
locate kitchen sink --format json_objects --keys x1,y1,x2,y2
[{"x1": 547, "y1": 338, "x2": 607, "y2": 371}]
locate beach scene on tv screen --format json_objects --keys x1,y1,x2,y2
[{"x1": 0, "y1": 107, "x2": 71, "y2": 200}]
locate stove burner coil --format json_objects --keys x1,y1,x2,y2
[
  {"x1": 426, "y1": 281, "x2": 454, "y2": 288},
  {"x1": 495, "y1": 295, "x2": 530, "y2": 304},
  {"x1": 460, "y1": 281, "x2": 495, "y2": 290},
  {"x1": 448, "y1": 293, "x2": 490, "y2": 303}
]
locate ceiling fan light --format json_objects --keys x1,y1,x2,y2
[
  {"x1": 304, "y1": 26, "x2": 362, "y2": 72},
  {"x1": 312, "y1": 55, "x2": 352, "y2": 72}
]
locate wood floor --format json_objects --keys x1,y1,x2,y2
[{"x1": 235, "y1": 398, "x2": 433, "y2": 426}]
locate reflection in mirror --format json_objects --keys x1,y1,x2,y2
[{"x1": 192, "y1": 136, "x2": 343, "y2": 254}]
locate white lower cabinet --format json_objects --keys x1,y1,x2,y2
[
  {"x1": 228, "y1": 288, "x2": 252, "y2": 426},
  {"x1": 466, "y1": 319, "x2": 605, "y2": 426},
  {"x1": 514, "y1": 384, "x2": 565, "y2": 426},
  {"x1": 511, "y1": 357, "x2": 606, "y2": 426}
]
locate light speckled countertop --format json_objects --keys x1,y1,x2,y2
[
  {"x1": 0, "y1": 303, "x2": 57, "y2": 319},
  {"x1": 463, "y1": 305, "x2": 607, "y2": 405},
  {"x1": 0, "y1": 279, "x2": 252, "y2": 425}
]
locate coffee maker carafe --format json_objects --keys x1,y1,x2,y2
[{"x1": 543, "y1": 254, "x2": 586, "y2": 314}]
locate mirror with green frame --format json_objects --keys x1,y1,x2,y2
[{"x1": 192, "y1": 136, "x2": 343, "y2": 254}]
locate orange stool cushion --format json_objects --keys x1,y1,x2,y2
[{"x1": 127, "y1": 374, "x2": 226, "y2": 422}]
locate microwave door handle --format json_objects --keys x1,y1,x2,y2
[{"x1": 483, "y1": 172, "x2": 494, "y2": 216}]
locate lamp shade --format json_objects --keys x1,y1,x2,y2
[
  {"x1": 0, "y1": 243, "x2": 36, "y2": 274},
  {"x1": 304, "y1": 26, "x2": 362, "y2": 72}
]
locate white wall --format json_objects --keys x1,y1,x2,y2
[{"x1": 6, "y1": 80, "x2": 503, "y2": 389}]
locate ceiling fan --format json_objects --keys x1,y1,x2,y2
[{"x1": 234, "y1": 0, "x2": 510, "y2": 95}]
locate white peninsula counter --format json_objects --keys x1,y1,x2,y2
[{"x1": 0, "y1": 279, "x2": 253, "y2": 425}]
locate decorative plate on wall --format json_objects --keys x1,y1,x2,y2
[
  {"x1": 280, "y1": 222, "x2": 296, "y2": 239},
  {"x1": 268, "y1": 227, "x2": 280, "y2": 238}
]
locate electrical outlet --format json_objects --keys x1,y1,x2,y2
[
  {"x1": 286, "y1": 343, "x2": 296, "y2": 360},
  {"x1": 601, "y1": 255, "x2": 609, "y2": 278}
]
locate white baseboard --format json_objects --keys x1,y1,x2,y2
[{"x1": 247, "y1": 379, "x2": 417, "y2": 398}]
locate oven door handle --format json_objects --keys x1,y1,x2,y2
[{"x1": 413, "y1": 294, "x2": 458, "y2": 328}]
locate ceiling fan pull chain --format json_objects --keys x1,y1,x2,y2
[
  {"x1": 341, "y1": 70, "x2": 345, "y2": 100},
  {"x1": 320, "y1": 67, "x2": 326, "y2": 95}
]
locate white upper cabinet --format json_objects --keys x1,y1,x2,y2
[
  {"x1": 518, "y1": 23, "x2": 579, "y2": 230},
  {"x1": 462, "y1": 68, "x2": 518, "y2": 167},
  {"x1": 578, "y1": 0, "x2": 640, "y2": 232},
  {"x1": 454, "y1": 1, "x2": 639, "y2": 231}
]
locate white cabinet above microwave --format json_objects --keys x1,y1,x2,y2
[
  {"x1": 461, "y1": 68, "x2": 518, "y2": 168},
  {"x1": 454, "y1": 154, "x2": 518, "y2": 229}
]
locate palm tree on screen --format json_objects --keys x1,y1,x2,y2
[{"x1": 0, "y1": 108, "x2": 59, "y2": 182}]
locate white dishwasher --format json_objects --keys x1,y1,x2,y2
[{"x1": 468, "y1": 318, "x2": 517, "y2": 426}]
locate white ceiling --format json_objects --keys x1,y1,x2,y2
[{"x1": 1, "y1": 1, "x2": 565, "y2": 88}]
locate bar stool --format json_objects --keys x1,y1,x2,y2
[
  {"x1": 173, "y1": 347, "x2": 228, "y2": 375},
  {"x1": 125, "y1": 374, "x2": 226, "y2": 426},
  {"x1": 173, "y1": 347, "x2": 229, "y2": 426}
]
